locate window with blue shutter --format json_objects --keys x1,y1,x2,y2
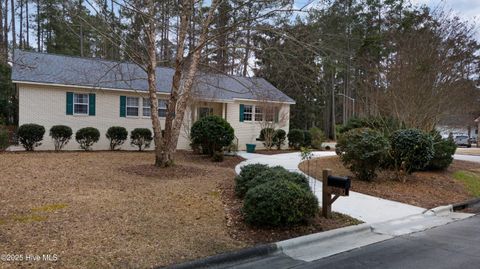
[
  {"x1": 120, "y1": 96, "x2": 126, "y2": 117},
  {"x1": 89, "y1": 93, "x2": 96, "y2": 116},
  {"x1": 66, "y1": 92, "x2": 73, "y2": 115}
]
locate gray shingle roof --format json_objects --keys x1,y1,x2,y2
[{"x1": 12, "y1": 50, "x2": 295, "y2": 104}]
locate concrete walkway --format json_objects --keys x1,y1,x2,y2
[
  {"x1": 236, "y1": 151, "x2": 425, "y2": 224},
  {"x1": 454, "y1": 154, "x2": 480, "y2": 163}
]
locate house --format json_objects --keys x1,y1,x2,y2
[{"x1": 11, "y1": 50, "x2": 294, "y2": 151}]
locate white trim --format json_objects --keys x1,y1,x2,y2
[{"x1": 233, "y1": 98, "x2": 295, "y2": 105}]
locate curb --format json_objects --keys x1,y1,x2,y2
[
  {"x1": 158, "y1": 243, "x2": 278, "y2": 269},
  {"x1": 276, "y1": 223, "x2": 371, "y2": 251},
  {"x1": 423, "y1": 205, "x2": 453, "y2": 216},
  {"x1": 452, "y1": 197, "x2": 480, "y2": 211}
]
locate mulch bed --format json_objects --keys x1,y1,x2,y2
[
  {"x1": 219, "y1": 175, "x2": 361, "y2": 245},
  {"x1": 254, "y1": 149, "x2": 299, "y2": 155},
  {"x1": 300, "y1": 156, "x2": 479, "y2": 209}
]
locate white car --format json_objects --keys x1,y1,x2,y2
[{"x1": 454, "y1": 135, "x2": 471, "y2": 147}]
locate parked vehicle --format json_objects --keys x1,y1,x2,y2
[{"x1": 454, "y1": 135, "x2": 471, "y2": 147}]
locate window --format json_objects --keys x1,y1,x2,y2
[
  {"x1": 254, "y1": 106, "x2": 263, "y2": 122},
  {"x1": 143, "y1": 98, "x2": 151, "y2": 117},
  {"x1": 265, "y1": 107, "x2": 276, "y2": 122},
  {"x1": 198, "y1": 107, "x2": 213, "y2": 119},
  {"x1": 158, "y1": 100, "x2": 167, "y2": 117},
  {"x1": 126, "y1": 97, "x2": 139, "y2": 117},
  {"x1": 73, "y1": 93, "x2": 89, "y2": 115},
  {"x1": 243, "y1": 105, "x2": 253, "y2": 121}
]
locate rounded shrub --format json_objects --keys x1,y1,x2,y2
[
  {"x1": 246, "y1": 168, "x2": 311, "y2": 193},
  {"x1": 106, "y1": 126, "x2": 128, "y2": 150},
  {"x1": 75, "y1": 127, "x2": 100, "y2": 151},
  {"x1": 309, "y1": 127, "x2": 325, "y2": 149},
  {"x1": 190, "y1": 115, "x2": 234, "y2": 156},
  {"x1": 130, "y1": 128, "x2": 153, "y2": 151},
  {"x1": 336, "y1": 128, "x2": 390, "y2": 181},
  {"x1": 243, "y1": 180, "x2": 318, "y2": 227},
  {"x1": 390, "y1": 128, "x2": 434, "y2": 173},
  {"x1": 427, "y1": 131, "x2": 457, "y2": 170},
  {"x1": 273, "y1": 129, "x2": 286, "y2": 150},
  {"x1": 287, "y1": 129, "x2": 304, "y2": 150},
  {"x1": 49, "y1": 125, "x2": 73, "y2": 151},
  {"x1": 235, "y1": 163, "x2": 271, "y2": 197},
  {"x1": 303, "y1": 130, "x2": 312, "y2": 147},
  {"x1": 17, "y1": 123, "x2": 45, "y2": 151}
]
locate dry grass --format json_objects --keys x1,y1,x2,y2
[
  {"x1": 0, "y1": 151, "x2": 247, "y2": 268},
  {"x1": 300, "y1": 156, "x2": 480, "y2": 209}
]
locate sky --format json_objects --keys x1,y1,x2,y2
[{"x1": 294, "y1": 0, "x2": 480, "y2": 23}]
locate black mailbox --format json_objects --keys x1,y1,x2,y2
[{"x1": 327, "y1": 175, "x2": 351, "y2": 196}]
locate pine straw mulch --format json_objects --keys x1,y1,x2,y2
[
  {"x1": 299, "y1": 156, "x2": 480, "y2": 209},
  {"x1": 0, "y1": 151, "x2": 247, "y2": 269},
  {"x1": 219, "y1": 177, "x2": 362, "y2": 245},
  {"x1": 254, "y1": 149, "x2": 300, "y2": 155}
]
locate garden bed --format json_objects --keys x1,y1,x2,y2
[
  {"x1": 254, "y1": 149, "x2": 299, "y2": 155},
  {"x1": 299, "y1": 156, "x2": 480, "y2": 209},
  {"x1": 0, "y1": 151, "x2": 358, "y2": 268}
]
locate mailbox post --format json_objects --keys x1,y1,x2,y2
[{"x1": 322, "y1": 169, "x2": 351, "y2": 218}]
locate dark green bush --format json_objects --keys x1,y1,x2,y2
[
  {"x1": 390, "y1": 129, "x2": 434, "y2": 173},
  {"x1": 309, "y1": 127, "x2": 325, "y2": 149},
  {"x1": 336, "y1": 128, "x2": 390, "y2": 181},
  {"x1": 75, "y1": 127, "x2": 100, "y2": 151},
  {"x1": 246, "y1": 168, "x2": 311, "y2": 193},
  {"x1": 259, "y1": 128, "x2": 276, "y2": 149},
  {"x1": 273, "y1": 129, "x2": 286, "y2": 150},
  {"x1": 49, "y1": 125, "x2": 73, "y2": 151},
  {"x1": 303, "y1": 130, "x2": 312, "y2": 147},
  {"x1": 243, "y1": 180, "x2": 318, "y2": 226},
  {"x1": 106, "y1": 126, "x2": 128, "y2": 150},
  {"x1": 235, "y1": 163, "x2": 271, "y2": 197},
  {"x1": 0, "y1": 127, "x2": 8, "y2": 151},
  {"x1": 288, "y1": 129, "x2": 304, "y2": 150},
  {"x1": 427, "y1": 131, "x2": 457, "y2": 170},
  {"x1": 130, "y1": 128, "x2": 153, "y2": 151},
  {"x1": 17, "y1": 123, "x2": 45, "y2": 151},
  {"x1": 339, "y1": 116, "x2": 404, "y2": 137},
  {"x1": 190, "y1": 115, "x2": 234, "y2": 156}
]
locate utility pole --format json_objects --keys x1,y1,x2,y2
[{"x1": 331, "y1": 70, "x2": 336, "y2": 141}]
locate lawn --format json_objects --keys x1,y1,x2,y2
[
  {"x1": 0, "y1": 151, "x2": 356, "y2": 268},
  {"x1": 0, "y1": 151, "x2": 246, "y2": 268},
  {"x1": 299, "y1": 156, "x2": 480, "y2": 209}
]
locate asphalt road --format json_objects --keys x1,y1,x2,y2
[{"x1": 295, "y1": 215, "x2": 480, "y2": 269}]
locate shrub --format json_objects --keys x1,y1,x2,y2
[
  {"x1": 259, "y1": 128, "x2": 275, "y2": 149},
  {"x1": 336, "y1": 128, "x2": 390, "y2": 181},
  {"x1": 17, "y1": 123, "x2": 45, "y2": 151},
  {"x1": 190, "y1": 115, "x2": 234, "y2": 156},
  {"x1": 0, "y1": 127, "x2": 8, "y2": 151},
  {"x1": 390, "y1": 129, "x2": 434, "y2": 173},
  {"x1": 427, "y1": 131, "x2": 457, "y2": 170},
  {"x1": 309, "y1": 127, "x2": 325, "y2": 149},
  {"x1": 106, "y1": 126, "x2": 128, "y2": 150},
  {"x1": 49, "y1": 125, "x2": 73, "y2": 151},
  {"x1": 235, "y1": 163, "x2": 271, "y2": 197},
  {"x1": 243, "y1": 180, "x2": 318, "y2": 226},
  {"x1": 288, "y1": 129, "x2": 304, "y2": 150},
  {"x1": 273, "y1": 129, "x2": 286, "y2": 150},
  {"x1": 130, "y1": 128, "x2": 153, "y2": 151},
  {"x1": 303, "y1": 130, "x2": 312, "y2": 147},
  {"x1": 339, "y1": 116, "x2": 404, "y2": 137},
  {"x1": 75, "y1": 127, "x2": 100, "y2": 151},
  {"x1": 246, "y1": 168, "x2": 311, "y2": 193}
]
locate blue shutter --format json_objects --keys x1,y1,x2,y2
[
  {"x1": 120, "y1": 96, "x2": 126, "y2": 117},
  {"x1": 66, "y1": 92, "x2": 73, "y2": 115},
  {"x1": 89, "y1": 93, "x2": 96, "y2": 116},
  {"x1": 275, "y1": 107, "x2": 279, "y2": 123},
  {"x1": 239, "y1": 104, "x2": 245, "y2": 122}
]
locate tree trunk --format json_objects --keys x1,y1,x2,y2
[{"x1": 37, "y1": 0, "x2": 40, "y2": 51}]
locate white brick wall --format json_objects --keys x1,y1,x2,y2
[{"x1": 18, "y1": 83, "x2": 291, "y2": 151}]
